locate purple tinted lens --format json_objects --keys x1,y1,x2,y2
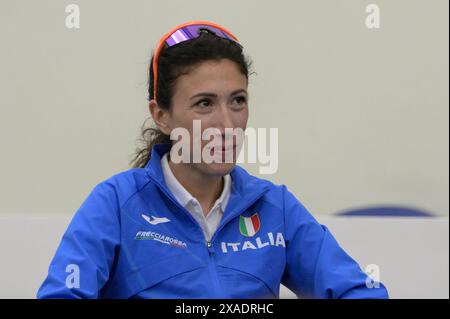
[{"x1": 165, "y1": 25, "x2": 235, "y2": 47}]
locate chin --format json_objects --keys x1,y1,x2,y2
[{"x1": 202, "y1": 161, "x2": 236, "y2": 176}]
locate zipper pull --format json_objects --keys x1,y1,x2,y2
[{"x1": 207, "y1": 241, "x2": 216, "y2": 254}]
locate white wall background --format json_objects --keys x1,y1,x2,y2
[
  {"x1": 0, "y1": 0, "x2": 448, "y2": 299},
  {"x1": 0, "y1": 0, "x2": 448, "y2": 217}
]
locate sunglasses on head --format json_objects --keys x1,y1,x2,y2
[{"x1": 152, "y1": 21, "x2": 241, "y2": 102}]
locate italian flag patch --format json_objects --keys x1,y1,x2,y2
[{"x1": 239, "y1": 213, "x2": 261, "y2": 237}]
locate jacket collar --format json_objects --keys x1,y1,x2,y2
[{"x1": 160, "y1": 151, "x2": 232, "y2": 212}]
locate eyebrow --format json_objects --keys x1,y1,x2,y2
[{"x1": 189, "y1": 89, "x2": 248, "y2": 100}]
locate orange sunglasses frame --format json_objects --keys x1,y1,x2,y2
[{"x1": 152, "y1": 21, "x2": 239, "y2": 102}]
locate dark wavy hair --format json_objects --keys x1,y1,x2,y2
[{"x1": 129, "y1": 31, "x2": 253, "y2": 168}]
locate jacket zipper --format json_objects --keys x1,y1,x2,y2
[
  {"x1": 206, "y1": 191, "x2": 268, "y2": 298},
  {"x1": 148, "y1": 176, "x2": 220, "y2": 296},
  {"x1": 147, "y1": 174, "x2": 268, "y2": 297},
  {"x1": 206, "y1": 241, "x2": 221, "y2": 298}
]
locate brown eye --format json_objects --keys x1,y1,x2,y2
[
  {"x1": 234, "y1": 96, "x2": 247, "y2": 104},
  {"x1": 232, "y1": 96, "x2": 247, "y2": 107},
  {"x1": 195, "y1": 99, "x2": 212, "y2": 108}
]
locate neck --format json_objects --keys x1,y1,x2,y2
[{"x1": 168, "y1": 159, "x2": 224, "y2": 206}]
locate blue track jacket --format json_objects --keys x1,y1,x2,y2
[{"x1": 37, "y1": 143, "x2": 389, "y2": 299}]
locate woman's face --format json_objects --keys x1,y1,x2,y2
[{"x1": 157, "y1": 58, "x2": 249, "y2": 177}]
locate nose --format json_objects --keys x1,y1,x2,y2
[
  {"x1": 204, "y1": 103, "x2": 233, "y2": 139},
  {"x1": 203, "y1": 103, "x2": 235, "y2": 148},
  {"x1": 216, "y1": 103, "x2": 234, "y2": 133}
]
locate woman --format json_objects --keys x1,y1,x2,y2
[{"x1": 37, "y1": 21, "x2": 389, "y2": 299}]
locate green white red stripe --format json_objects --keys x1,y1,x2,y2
[{"x1": 239, "y1": 213, "x2": 261, "y2": 237}]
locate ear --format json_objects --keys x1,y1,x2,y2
[{"x1": 149, "y1": 100, "x2": 171, "y2": 135}]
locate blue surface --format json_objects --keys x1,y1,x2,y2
[{"x1": 336, "y1": 206, "x2": 435, "y2": 217}]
